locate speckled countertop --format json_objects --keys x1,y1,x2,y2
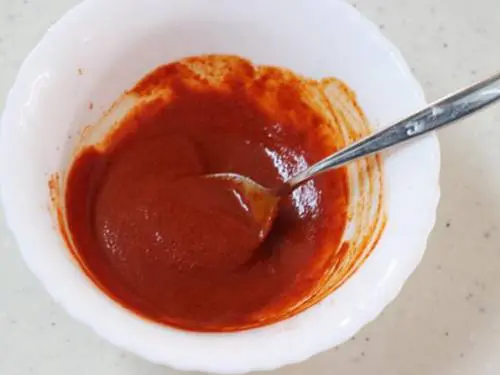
[{"x1": 1, "y1": 0, "x2": 500, "y2": 374}]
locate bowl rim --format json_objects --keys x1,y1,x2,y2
[{"x1": 0, "y1": 0, "x2": 440, "y2": 373}]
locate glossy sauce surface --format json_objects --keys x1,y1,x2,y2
[{"x1": 64, "y1": 56, "x2": 350, "y2": 331}]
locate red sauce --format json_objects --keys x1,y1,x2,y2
[{"x1": 64, "y1": 56, "x2": 350, "y2": 332}]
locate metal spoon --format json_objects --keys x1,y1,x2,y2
[{"x1": 209, "y1": 72, "x2": 500, "y2": 239}]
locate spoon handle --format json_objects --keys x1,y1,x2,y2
[{"x1": 285, "y1": 72, "x2": 500, "y2": 190}]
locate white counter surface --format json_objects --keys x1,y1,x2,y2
[{"x1": 2, "y1": 1, "x2": 500, "y2": 374}]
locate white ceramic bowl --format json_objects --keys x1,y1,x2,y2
[{"x1": 0, "y1": 0, "x2": 440, "y2": 373}]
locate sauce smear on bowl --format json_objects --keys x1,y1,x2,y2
[{"x1": 64, "y1": 56, "x2": 351, "y2": 332}]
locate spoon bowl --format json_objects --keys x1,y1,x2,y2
[{"x1": 206, "y1": 173, "x2": 280, "y2": 240}]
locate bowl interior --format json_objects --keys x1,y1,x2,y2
[{"x1": 0, "y1": 0, "x2": 440, "y2": 373}]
